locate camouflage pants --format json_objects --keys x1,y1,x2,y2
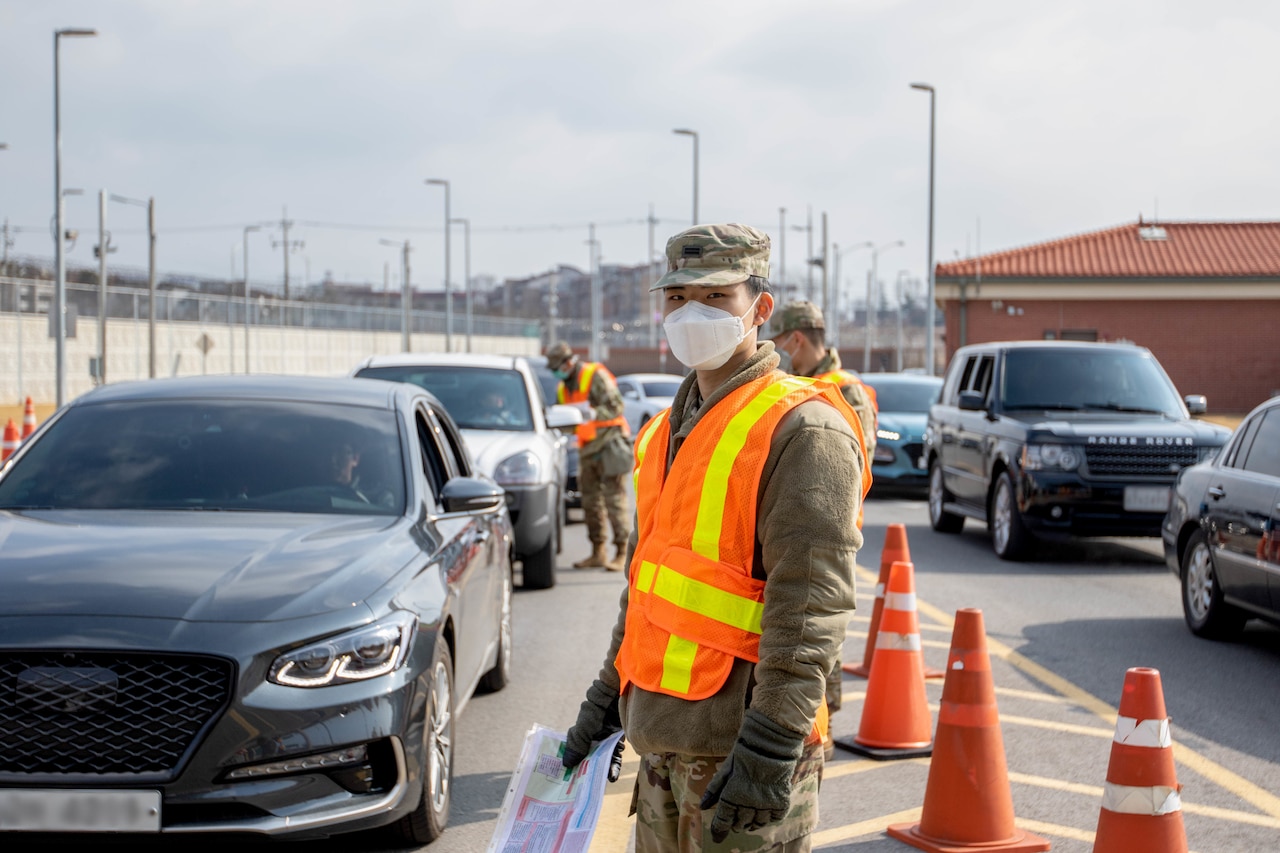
[
  {"x1": 633, "y1": 742, "x2": 823, "y2": 852},
  {"x1": 579, "y1": 449, "x2": 630, "y2": 548}
]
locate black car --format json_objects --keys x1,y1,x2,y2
[
  {"x1": 0, "y1": 376, "x2": 512, "y2": 844},
  {"x1": 1163, "y1": 395, "x2": 1280, "y2": 638},
  {"x1": 924, "y1": 341, "x2": 1230, "y2": 559}
]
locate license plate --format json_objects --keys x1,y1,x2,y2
[
  {"x1": 1124, "y1": 486, "x2": 1170, "y2": 512},
  {"x1": 0, "y1": 789, "x2": 161, "y2": 832}
]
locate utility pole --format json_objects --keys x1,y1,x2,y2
[
  {"x1": 272, "y1": 206, "x2": 303, "y2": 302},
  {"x1": 820, "y1": 212, "x2": 829, "y2": 319},
  {"x1": 94, "y1": 189, "x2": 114, "y2": 384},
  {"x1": 147, "y1": 197, "x2": 156, "y2": 378},
  {"x1": 778, "y1": 207, "x2": 786, "y2": 297},
  {"x1": 646, "y1": 203, "x2": 658, "y2": 348},
  {"x1": 588, "y1": 223, "x2": 601, "y2": 362},
  {"x1": 806, "y1": 206, "x2": 814, "y2": 302}
]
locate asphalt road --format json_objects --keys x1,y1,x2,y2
[{"x1": 28, "y1": 496, "x2": 1280, "y2": 851}]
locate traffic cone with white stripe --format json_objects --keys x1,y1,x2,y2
[
  {"x1": 836, "y1": 560, "x2": 933, "y2": 759},
  {"x1": 21, "y1": 396, "x2": 37, "y2": 439},
  {"x1": 845, "y1": 524, "x2": 943, "y2": 680},
  {"x1": 1092, "y1": 667, "x2": 1186, "y2": 853},
  {"x1": 887, "y1": 609, "x2": 1051, "y2": 852},
  {"x1": 2, "y1": 419, "x2": 19, "y2": 461}
]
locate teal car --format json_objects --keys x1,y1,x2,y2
[{"x1": 861, "y1": 372, "x2": 944, "y2": 494}]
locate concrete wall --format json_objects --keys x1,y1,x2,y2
[{"x1": 0, "y1": 312, "x2": 540, "y2": 416}]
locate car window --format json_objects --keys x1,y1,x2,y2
[
  {"x1": 431, "y1": 405, "x2": 471, "y2": 478},
  {"x1": 641, "y1": 380, "x2": 682, "y2": 397},
  {"x1": 1240, "y1": 409, "x2": 1280, "y2": 479},
  {"x1": 956, "y1": 356, "x2": 978, "y2": 398},
  {"x1": 415, "y1": 411, "x2": 448, "y2": 502},
  {"x1": 358, "y1": 365, "x2": 535, "y2": 431},
  {"x1": 999, "y1": 348, "x2": 1184, "y2": 415},
  {"x1": 0, "y1": 400, "x2": 406, "y2": 514},
  {"x1": 970, "y1": 355, "x2": 995, "y2": 401},
  {"x1": 863, "y1": 379, "x2": 943, "y2": 413},
  {"x1": 1223, "y1": 415, "x2": 1261, "y2": 469}
]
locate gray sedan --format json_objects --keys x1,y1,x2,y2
[{"x1": 0, "y1": 375, "x2": 513, "y2": 845}]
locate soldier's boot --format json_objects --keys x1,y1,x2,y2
[
  {"x1": 605, "y1": 546, "x2": 627, "y2": 572},
  {"x1": 574, "y1": 545, "x2": 609, "y2": 569}
]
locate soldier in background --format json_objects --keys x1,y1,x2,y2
[
  {"x1": 544, "y1": 341, "x2": 632, "y2": 572},
  {"x1": 771, "y1": 299, "x2": 876, "y2": 721}
]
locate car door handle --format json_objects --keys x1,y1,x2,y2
[
  {"x1": 1207, "y1": 485, "x2": 1226, "y2": 499},
  {"x1": 475, "y1": 528, "x2": 492, "y2": 543}
]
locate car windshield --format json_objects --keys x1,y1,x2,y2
[
  {"x1": 1000, "y1": 348, "x2": 1184, "y2": 417},
  {"x1": 0, "y1": 400, "x2": 406, "y2": 514},
  {"x1": 357, "y1": 365, "x2": 535, "y2": 431},
  {"x1": 641, "y1": 380, "x2": 681, "y2": 398},
  {"x1": 864, "y1": 379, "x2": 942, "y2": 413}
]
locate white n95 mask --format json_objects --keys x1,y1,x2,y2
[{"x1": 663, "y1": 295, "x2": 760, "y2": 371}]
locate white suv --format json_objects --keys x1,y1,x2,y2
[{"x1": 353, "y1": 353, "x2": 581, "y2": 589}]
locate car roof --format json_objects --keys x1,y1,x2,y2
[
  {"x1": 618, "y1": 373, "x2": 686, "y2": 382},
  {"x1": 70, "y1": 374, "x2": 408, "y2": 409},
  {"x1": 952, "y1": 340, "x2": 1148, "y2": 356},
  {"x1": 356, "y1": 352, "x2": 527, "y2": 372}
]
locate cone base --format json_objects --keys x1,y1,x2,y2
[
  {"x1": 833, "y1": 736, "x2": 932, "y2": 761},
  {"x1": 1093, "y1": 809, "x2": 1187, "y2": 853},
  {"x1": 887, "y1": 821, "x2": 1052, "y2": 853}
]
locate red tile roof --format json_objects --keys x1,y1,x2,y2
[{"x1": 936, "y1": 221, "x2": 1280, "y2": 280}]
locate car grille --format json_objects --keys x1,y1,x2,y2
[
  {"x1": 901, "y1": 442, "x2": 925, "y2": 468},
  {"x1": 0, "y1": 651, "x2": 233, "y2": 778},
  {"x1": 1084, "y1": 444, "x2": 1199, "y2": 477}
]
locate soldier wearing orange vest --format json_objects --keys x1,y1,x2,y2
[
  {"x1": 545, "y1": 341, "x2": 633, "y2": 572},
  {"x1": 561, "y1": 224, "x2": 869, "y2": 850}
]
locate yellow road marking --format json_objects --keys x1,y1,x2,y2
[
  {"x1": 822, "y1": 756, "x2": 929, "y2": 780},
  {"x1": 812, "y1": 807, "x2": 922, "y2": 846}
]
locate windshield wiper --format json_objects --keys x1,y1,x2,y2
[
  {"x1": 1082, "y1": 402, "x2": 1173, "y2": 417},
  {"x1": 1003, "y1": 403, "x2": 1084, "y2": 411}
]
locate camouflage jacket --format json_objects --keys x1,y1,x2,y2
[
  {"x1": 594, "y1": 342, "x2": 864, "y2": 755},
  {"x1": 564, "y1": 362, "x2": 628, "y2": 458}
]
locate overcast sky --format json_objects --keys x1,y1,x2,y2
[{"x1": 2, "y1": 0, "x2": 1277, "y2": 303}]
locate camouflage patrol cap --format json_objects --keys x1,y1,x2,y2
[
  {"x1": 775, "y1": 300, "x2": 825, "y2": 334},
  {"x1": 650, "y1": 223, "x2": 770, "y2": 291},
  {"x1": 544, "y1": 341, "x2": 575, "y2": 371}
]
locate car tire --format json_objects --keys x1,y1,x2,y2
[
  {"x1": 391, "y1": 639, "x2": 454, "y2": 845},
  {"x1": 522, "y1": 523, "x2": 557, "y2": 590},
  {"x1": 990, "y1": 471, "x2": 1033, "y2": 561},
  {"x1": 477, "y1": 564, "x2": 512, "y2": 694},
  {"x1": 928, "y1": 460, "x2": 965, "y2": 533},
  {"x1": 1181, "y1": 529, "x2": 1247, "y2": 639}
]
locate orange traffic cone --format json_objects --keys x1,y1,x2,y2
[
  {"x1": 887, "y1": 609, "x2": 1051, "y2": 852},
  {"x1": 836, "y1": 560, "x2": 933, "y2": 759},
  {"x1": 1092, "y1": 667, "x2": 1186, "y2": 853},
  {"x1": 2, "y1": 419, "x2": 19, "y2": 461},
  {"x1": 845, "y1": 524, "x2": 943, "y2": 680},
  {"x1": 21, "y1": 397, "x2": 37, "y2": 439}
]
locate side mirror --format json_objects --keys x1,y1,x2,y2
[
  {"x1": 545, "y1": 404, "x2": 584, "y2": 431},
  {"x1": 1184, "y1": 395, "x2": 1208, "y2": 415},
  {"x1": 440, "y1": 476, "x2": 505, "y2": 514},
  {"x1": 621, "y1": 387, "x2": 640, "y2": 400},
  {"x1": 958, "y1": 390, "x2": 987, "y2": 412}
]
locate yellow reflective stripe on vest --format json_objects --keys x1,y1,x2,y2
[
  {"x1": 579, "y1": 363, "x2": 597, "y2": 395},
  {"x1": 652, "y1": 565, "x2": 764, "y2": 634},
  {"x1": 633, "y1": 410, "x2": 668, "y2": 491},
  {"x1": 660, "y1": 635, "x2": 698, "y2": 695},
  {"x1": 690, "y1": 375, "x2": 817, "y2": 561}
]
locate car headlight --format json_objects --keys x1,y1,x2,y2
[
  {"x1": 876, "y1": 428, "x2": 901, "y2": 442},
  {"x1": 1022, "y1": 443, "x2": 1081, "y2": 471},
  {"x1": 270, "y1": 613, "x2": 417, "y2": 688},
  {"x1": 493, "y1": 450, "x2": 543, "y2": 486},
  {"x1": 1196, "y1": 445, "x2": 1220, "y2": 463}
]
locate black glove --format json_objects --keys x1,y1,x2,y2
[
  {"x1": 561, "y1": 679, "x2": 621, "y2": 770},
  {"x1": 700, "y1": 709, "x2": 806, "y2": 843}
]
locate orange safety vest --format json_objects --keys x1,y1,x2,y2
[
  {"x1": 616, "y1": 373, "x2": 870, "y2": 741},
  {"x1": 817, "y1": 368, "x2": 878, "y2": 413},
  {"x1": 557, "y1": 362, "x2": 631, "y2": 447}
]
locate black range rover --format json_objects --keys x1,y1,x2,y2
[{"x1": 924, "y1": 341, "x2": 1230, "y2": 560}]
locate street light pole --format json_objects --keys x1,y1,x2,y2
[
  {"x1": 778, "y1": 207, "x2": 786, "y2": 295},
  {"x1": 911, "y1": 82, "x2": 937, "y2": 374},
  {"x1": 673, "y1": 129, "x2": 698, "y2": 225},
  {"x1": 53, "y1": 27, "x2": 97, "y2": 406},
  {"x1": 425, "y1": 178, "x2": 451, "y2": 352},
  {"x1": 96, "y1": 188, "x2": 109, "y2": 384},
  {"x1": 865, "y1": 240, "x2": 905, "y2": 372},
  {"x1": 243, "y1": 224, "x2": 262, "y2": 373},
  {"x1": 109, "y1": 193, "x2": 156, "y2": 377},
  {"x1": 450, "y1": 217, "x2": 471, "y2": 352}
]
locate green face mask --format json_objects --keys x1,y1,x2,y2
[{"x1": 553, "y1": 368, "x2": 570, "y2": 381}]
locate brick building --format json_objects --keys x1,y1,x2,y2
[{"x1": 934, "y1": 220, "x2": 1280, "y2": 413}]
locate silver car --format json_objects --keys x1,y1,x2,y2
[
  {"x1": 353, "y1": 353, "x2": 581, "y2": 589},
  {"x1": 615, "y1": 373, "x2": 684, "y2": 434}
]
